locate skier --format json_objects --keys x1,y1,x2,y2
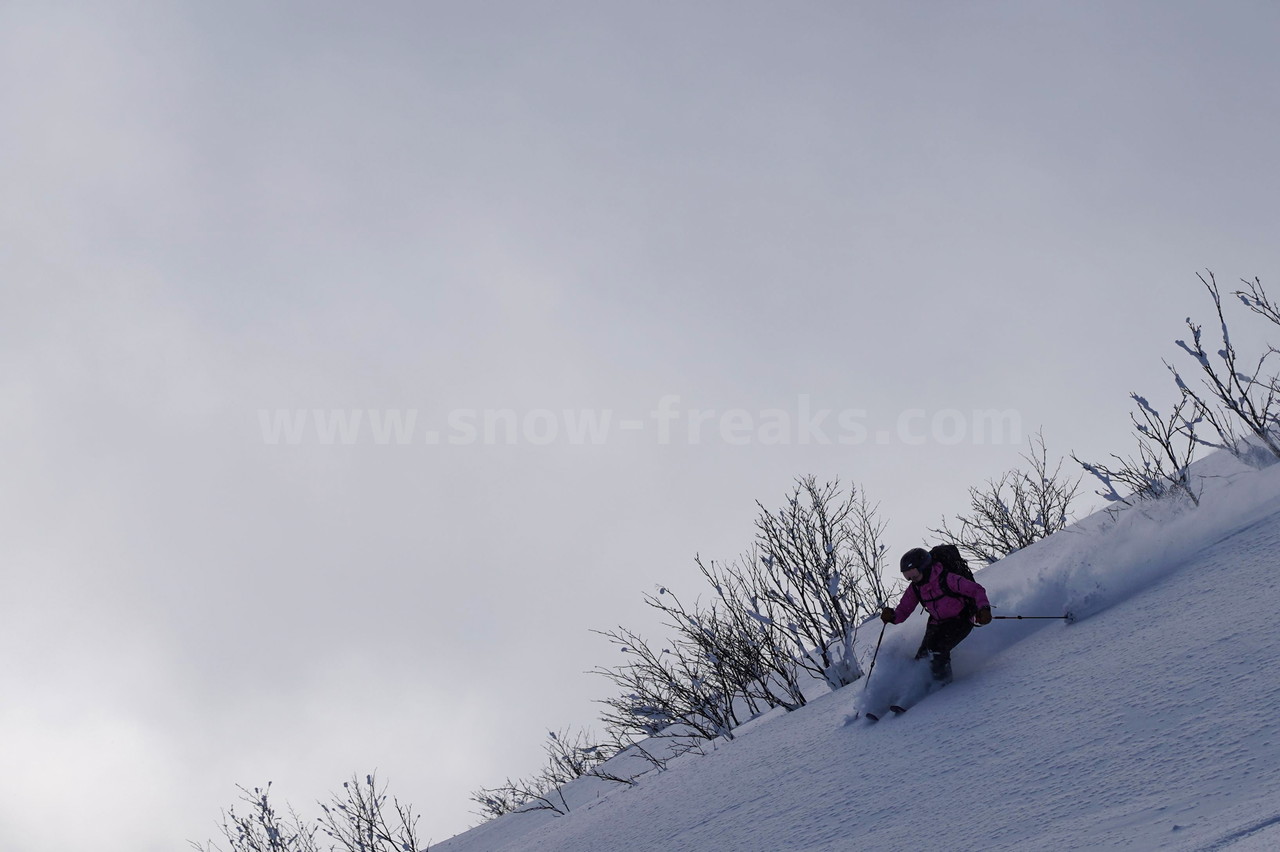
[{"x1": 880, "y1": 547, "x2": 992, "y2": 683}]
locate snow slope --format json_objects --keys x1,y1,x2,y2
[{"x1": 435, "y1": 451, "x2": 1280, "y2": 851}]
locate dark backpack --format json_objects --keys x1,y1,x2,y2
[{"x1": 929, "y1": 543, "x2": 974, "y2": 583}]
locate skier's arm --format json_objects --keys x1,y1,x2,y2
[{"x1": 890, "y1": 586, "x2": 920, "y2": 624}]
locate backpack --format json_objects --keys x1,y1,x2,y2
[
  {"x1": 918, "y1": 544, "x2": 978, "y2": 618},
  {"x1": 929, "y1": 543, "x2": 974, "y2": 583}
]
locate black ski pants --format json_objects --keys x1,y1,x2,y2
[{"x1": 914, "y1": 616, "x2": 973, "y2": 679}]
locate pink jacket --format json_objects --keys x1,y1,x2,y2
[{"x1": 891, "y1": 562, "x2": 990, "y2": 624}]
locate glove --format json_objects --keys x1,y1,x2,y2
[
  {"x1": 880, "y1": 607, "x2": 896, "y2": 625},
  {"x1": 975, "y1": 607, "x2": 992, "y2": 626}
]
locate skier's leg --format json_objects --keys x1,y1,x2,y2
[
  {"x1": 914, "y1": 619, "x2": 939, "y2": 660},
  {"x1": 924, "y1": 618, "x2": 973, "y2": 681}
]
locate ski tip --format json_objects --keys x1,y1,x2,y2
[
  {"x1": 889, "y1": 705, "x2": 908, "y2": 715},
  {"x1": 864, "y1": 712, "x2": 880, "y2": 722}
]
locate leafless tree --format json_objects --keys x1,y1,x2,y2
[
  {"x1": 592, "y1": 624, "x2": 741, "y2": 743},
  {"x1": 933, "y1": 431, "x2": 1081, "y2": 564},
  {"x1": 639, "y1": 585, "x2": 765, "y2": 718},
  {"x1": 1073, "y1": 391, "x2": 1201, "y2": 507},
  {"x1": 317, "y1": 774, "x2": 421, "y2": 852},
  {"x1": 470, "y1": 775, "x2": 570, "y2": 819},
  {"x1": 191, "y1": 783, "x2": 320, "y2": 852},
  {"x1": 573, "y1": 477, "x2": 891, "y2": 798},
  {"x1": 469, "y1": 784, "x2": 527, "y2": 821},
  {"x1": 844, "y1": 492, "x2": 895, "y2": 611},
  {"x1": 193, "y1": 775, "x2": 424, "y2": 852},
  {"x1": 470, "y1": 728, "x2": 618, "y2": 819},
  {"x1": 472, "y1": 773, "x2": 573, "y2": 819},
  {"x1": 1168, "y1": 271, "x2": 1280, "y2": 462},
  {"x1": 592, "y1": 724, "x2": 705, "y2": 779},
  {"x1": 692, "y1": 554, "x2": 809, "y2": 712},
  {"x1": 594, "y1": 478, "x2": 890, "y2": 733},
  {"x1": 542, "y1": 728, "x2": 610, "y2": 785},
  {"x1": 746, "y1": 477, "x2": 887, "y2": 691},
  {"x1": 1073, "y1": 272, "x2": 1280, "y2": 508}
]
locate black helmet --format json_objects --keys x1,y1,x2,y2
[{"x1": 900, "y1": 547, "x2": 932, "y2": 574}]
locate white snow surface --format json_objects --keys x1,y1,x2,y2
[{"x1": 434, "y1": 450, "x2": 1280, "y2": 851}]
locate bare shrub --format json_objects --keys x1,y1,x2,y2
[
  {"x1": 193, "y1": 774, "x2": 423, "y2": 852},
  {"x1": 1074, "y1": 392, "x2": 1201, "y2": 508},
  {"x1": 470, "y1": 728, "x2": 615, "y2": 819},
  {"x1": 933, "y1": 430, "x2": 1080, "y2": 564},
  {"x1": 746, "y1": 477, "x2": 888, "y2": 691},
  {"x1": 588, "y1": 476, "x2": 892, "y2": 775},
  {"x1": 593, "y1": 624, "x2": 741, "y2": 744},
  {"x1": 1168, "y1": 271, "x2": 1280, "y2": 462},
  {"x1": 191, "y1": 783, "x2": 319, "y2": 852},
  {"x1": 319, "y1": 774, "x2": 421, "y2": 852}
]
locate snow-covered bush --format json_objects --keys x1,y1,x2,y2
[
  {"x1": 1074, "y1": 272, "x2": 1280, "y2": 509},
  {"x1": 1074, "y1": 392, "x2": 1202, "y2": 508},
  {"x1": 192, "y1": 773, "x2": 420, "y2": 852},
  {"x1": 470, "y1": 729, "x2": 615, "y2": 818},
  {"x1": 191, "y1": 783, "x2": 318, "y2": 852},
  {"x1": 933, "y1": 430, "x2": 1080, "y2": 563},
  {"x1": 593, "y1": 623, "x2": 743, "y2": 743},
  {"x1": 666, "y1": 555, "x2": 809, "y2": 713},
  {"x1": 745, "y1": 476, "x2": 890, "y2": 691},
  {"x1": 1168, "y1": 271, "x2": 1280, "y2": 464},
  {"x1": 592, "y1": 478, "x2": 889, "y2": 746},
  {"x1": 318, "y1": 774, "x2": 421, "y2": 852}
]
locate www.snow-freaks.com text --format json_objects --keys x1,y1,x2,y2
[{"x1": 257, "y1": 396, "x2": 1022, "y2": 448}]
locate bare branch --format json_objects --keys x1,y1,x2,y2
[
  {"x1": 1074, "y1": 392, "x2": 1201, "y2": 507},
  {"x1": 1170, "y1": 271, "x2": 1280, "y2": 460},
  {"x1": 933, "y1": 430, "x2": 1080, "y2": 564}
]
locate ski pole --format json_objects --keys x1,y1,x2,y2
[
  {"x1": 991, "y1": 615, "x2": 1072, "y2": 621},
  {"x1": 862, "y1": 620, "x2": 888, "y2": 690}
]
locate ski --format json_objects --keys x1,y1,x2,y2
[{"x1": 864, "y1": 705, "x2": 908, "y2": 723}]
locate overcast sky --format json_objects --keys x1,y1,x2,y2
[{"x1": 3, "y1": 2, "x2": 1280, "y2": 849}]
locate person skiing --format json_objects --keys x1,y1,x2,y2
[{"x1": 880, "y1": 547, "x2": 992, "y2": 683}]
